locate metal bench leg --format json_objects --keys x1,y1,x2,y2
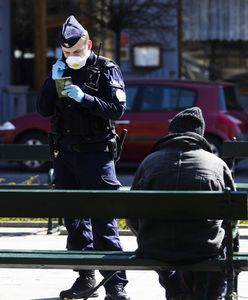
[
  {"x1": 225, "y1": 219, "x2": 236, "y2": 300},
  {"x1": 47, "y1": 218, "x2": 64, "y2": 234},
  {"x1": 84, "y1": 271, "x2": 118, "y2": 300},
  {"x1": 233, "y1": 232, "x2": 240, "y2": 293},
  {"x1": 47, "y1": 218, "x2": 53, "y2": 234}
]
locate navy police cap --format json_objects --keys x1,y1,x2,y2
[{"x1": 59, "y1": 15, "x2": 87, "y2": 48}]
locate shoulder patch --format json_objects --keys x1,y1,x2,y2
[{"x1": 116, "y1": 89, "x2": 126, "y2": 102}]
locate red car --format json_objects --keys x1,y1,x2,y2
[{"x1": 0, "y1": 79, "x2": 247, "y2": 171}]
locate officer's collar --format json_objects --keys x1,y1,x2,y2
[{"x1": 85, "y1": 50, "x2": 95, "y2": 67}]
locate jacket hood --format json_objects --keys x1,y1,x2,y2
[{"x1": 151, "y1": 132, "x2": 213, "y2": 154}]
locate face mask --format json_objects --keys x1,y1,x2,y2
[{"x1": 66, "y1": 50, "x2": 90, "y2": 69}]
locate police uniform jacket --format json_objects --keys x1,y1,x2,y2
[
  {"x1": 37, "y1": 51, "x2": 126, "y2": 146},
  {"x1": 129, "y1": 132, "x2": 235, "y2": 263}
]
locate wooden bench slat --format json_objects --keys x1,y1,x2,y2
[
  {"x1": 0, "y1": 250, "x2": 247, "y2": 272},
  {"x1": 0, "y1": 144, "x2": 50, "y2": 161},
  {"x1": 222, "y1": 141, "x2": 248, "y2": 159},
  {"x1": 0, "y1": 189, "x2": 247, "y2": 219},
  {"x1": 236, "y1": 182, "x2": 248, "y2": 191}
]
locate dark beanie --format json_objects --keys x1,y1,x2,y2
[
  {"x1": 168, "y1": 107, "x2": 205, "y2": 136},
  {"x1": 59, "y1": 15, "x2": 87, "y2": 48}
]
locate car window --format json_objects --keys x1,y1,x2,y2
[
  {"x1": 177, "y1": 89, "x2": 196, "y2": 109},
  {"x1": 140, "y1": 86, "x2": 165, "y2": 110},
  {"x1": 162, "y1": 87, "x2": 178, "y2": 110},
  {"x1": 240, "y1": 95, "x2": 248, "y2": 110},
  {"x1": 125, "y1": 85, "x2": 139, "y2": 111},
  {"x1": 139, "y1": 85, "x2": 196, "y2": 111},
  {"x1": 221, "y1": 86, "x2": 243, "y2": 110}
]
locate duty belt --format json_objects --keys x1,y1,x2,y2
[{"x1": 65, "y1": 143, "x2": 109, "y2": 153}]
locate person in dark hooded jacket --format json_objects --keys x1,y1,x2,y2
[{"x1": 127, "y1": 107, "x2": 236, "y2": 300}]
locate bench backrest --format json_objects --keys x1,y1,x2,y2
[
  {"x1": 0, "y1": 189, "x2": 247, "y2": 220},
  {"x1": 222, "y1": 141, "x2": 248, "y2": 159},
  {"x1": 0, "y1": 144, "x2": 50, "y2": 160}
]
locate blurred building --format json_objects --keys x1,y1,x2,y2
[
  {"x1": 182, "y1": 0, "x2": 248, "y2": 82},
  {"x1": 0, "y1": 0, "x2": 179, "y2": 122},
  {"x1": 2, "y1": 0, "x2": 248, "y2": 122}
]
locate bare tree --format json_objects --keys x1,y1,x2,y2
[{"x1": 82, "y1": 0, "x2": 178, "y2": 64}]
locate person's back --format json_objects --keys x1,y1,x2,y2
[
  {"x1": 132, "y1": 132, "x2": 233, "y2": 262},
  {"x1": 128, "y1": 107, "x2": 235, "y2": 300}
]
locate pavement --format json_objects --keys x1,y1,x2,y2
[{"x1": 0, "y1": 225, "x2": 248, "y2": 300}]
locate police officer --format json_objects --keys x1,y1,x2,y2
[{"x1": 37, "y1": 15, "x2": 130, "y2": 300}]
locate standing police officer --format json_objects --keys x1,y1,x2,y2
[{"x1": 37, "y1": 15, "x2": 130, "y2": 300}]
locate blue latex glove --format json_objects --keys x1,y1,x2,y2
[
  {"x1": 64, "y1": 84, "x2": 85, "y2": 103},
  {"x1": 52, "y1": 59, "x2": 66, "y2": 80}
]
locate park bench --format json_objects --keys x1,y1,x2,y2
[
  {"x1": 0, "y1": 144, "x2": 62, "y2": 233},
  {"x1": 0, "y1": 188, "x2": 247, "y2": 300},
  {"x1": 222, "y1": 140, "x2": 248, "y2": 191}
]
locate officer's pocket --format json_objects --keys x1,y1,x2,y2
[{"x1": 99, "y1": 155, "x2": 122, "y2": 189}]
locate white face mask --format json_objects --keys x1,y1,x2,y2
[{"x1": 66, "y1": 50, "x2": 90, "y2": 70}]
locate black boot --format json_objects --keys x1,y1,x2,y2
[
  {"x1": 60, "y1": 273, "x2": 98, "y2": 299},
  {"x1": 104, "y1": 283, "x2": 130, "y2": 300}
]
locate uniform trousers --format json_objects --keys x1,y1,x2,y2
[{"x1": 53, "y1": 148, "x2": 128, "y2": 290}]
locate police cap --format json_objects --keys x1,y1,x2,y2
[{"x1": 59, "y1": 15, "x2": 87, "y2": 48}]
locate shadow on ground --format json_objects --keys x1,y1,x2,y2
[{"x1": 0, "y1": 231, "x2": 37, "y2": 237}]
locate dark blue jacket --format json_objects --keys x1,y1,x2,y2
[{"x1": 37, "y1": 51, "x2": 126, "y2": 145}]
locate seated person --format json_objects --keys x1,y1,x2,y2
[{"x1": 127, "y1": 107, "x2": 236, "y2": 300}]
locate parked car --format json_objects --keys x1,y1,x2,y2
[
  {"x1": 239, "y1": 84, "x2": 248, "y2": 110},
  {"x1": 0, "y1": 79, "x2": 247, "y2": 171}
]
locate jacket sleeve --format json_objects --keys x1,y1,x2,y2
[
  {"x1": 130, "y1": 164, "x2": 146, "y2": 191},
  {"x1": 37, "y1": 76, "x2": 58, "y2": 117},
  {"x1": 126, "y1": 163, "x2": 146, "y2": 235},
  {"x1": 221, "y1": 162, "x2": 239, "y2": 239},
  {"x1": 223, "y1": 163, "x2": 236, "y2": 191}
]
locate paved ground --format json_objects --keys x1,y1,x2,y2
[{"x1": 0, "y1": 226, "x2": 248, "y2": 300}]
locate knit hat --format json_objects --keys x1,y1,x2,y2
[
  {"x1": 168, "y1": 107, "x2": 205, "y2": 136},
  {"x1": 59, "y1": 15, "x2": 87, "y2": 48}
]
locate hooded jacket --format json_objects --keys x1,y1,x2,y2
[{"x1": 129, "y1": 132, "x2": 235, "y2": 263}]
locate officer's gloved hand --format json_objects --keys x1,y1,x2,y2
[
  {"x1": 52, "y1": 59, "x2": 66, "y2": 80},
  {"x1": 64, "y1": 84, "x2": 85, "y2": 103}
]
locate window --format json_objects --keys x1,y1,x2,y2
[
  {"x1": 178, "y1": 89, "x2": 196, "y2": 108},
  {"x1": 132, "y1": 43, "x2": 161, "y2": 69},
  {"x1": 221, "y1": 86, "x2": 243, "y2": 110},
  {"x1": 140, "y1": 86, "x2": 163, "y2": 110},
  {"x1": 138, "y1": 85, "x2": 196, "y2": 112},
  {"x1": 125, "y1": 85, "x2": 139, "y2": 111}
]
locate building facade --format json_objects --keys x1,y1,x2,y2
[
  {"x1": 182, "y1": 0, "x2": 248, "y2": 81},
  {"x1": 0, "y1": 0, "x2": 180, "y2": 122}
]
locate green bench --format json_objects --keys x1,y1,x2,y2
[
  {"x1": 0, "y1": 144, "x2": 50, "y2": 161},
  {"x1": 222, "y1": 140, "x2": 248, "y2": 191},
  {"x1": 0, "y1": 144, "x2": 61, "y2": 233},
  {"x1": 0, "y1": 188, "x2": 247, "y2": 300}
]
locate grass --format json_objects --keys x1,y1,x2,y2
[
  {"x1": 0, "y1": 175, "x2": 41, "y2": 185},
  {"x1": 0, "y1": 218, "x2": 128, "y2": 229}
]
